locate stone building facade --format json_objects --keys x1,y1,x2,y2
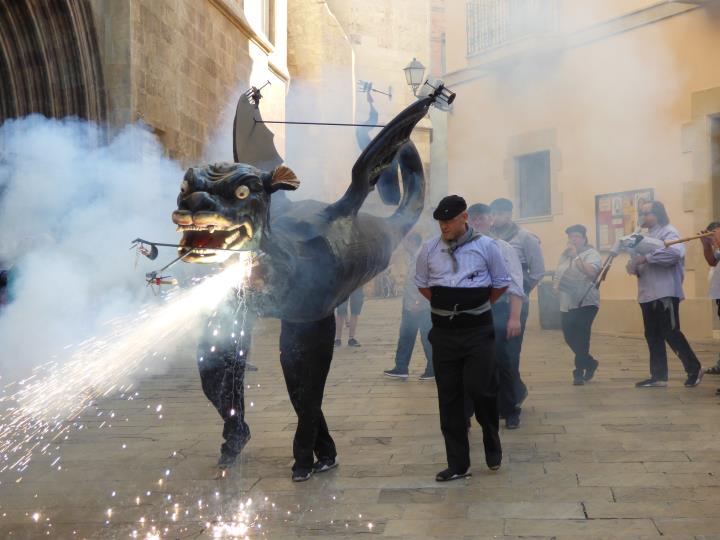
[
  {"x1": 442, "y1": 0, "x2": 720, "y2": 338},
  {"x1": 283, "y1": 0, "x2": 434, "y2": 207},
  {"x1": 95, "y1": 0, "x2": 289, "y2": 164},
  {"x1": 328, "y1": 0, "x2": 433, "y2": 212},
  {"x1": 1, "y1": 0, "x2": 288, "y2": 166}
]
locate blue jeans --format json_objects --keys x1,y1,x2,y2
[
  {"x1": 394, "y1": 308, "x2": 433, "y2": 374},
  {"x1": 515, "y1": 301, "x2": 529, "y2": 402},
  {"x1": 492, "y1": 301, "x2": 525, "y2": 417}
]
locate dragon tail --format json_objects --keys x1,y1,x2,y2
[{"x1": 386, "y1": 141, "x2": 425, "y2": 240}]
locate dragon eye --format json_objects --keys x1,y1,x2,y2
[
  {"x1": 180, "y1": 180, "x2": 189, "y2": 194},
  {"x1": 235, "y1": 185, "x2": 250, "y2": 200}
]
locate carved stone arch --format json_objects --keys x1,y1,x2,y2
[{"x1": 0, "y1": 0, "x2": 106, "y2": 124}]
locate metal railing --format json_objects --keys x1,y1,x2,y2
[{"x1": 467, "y1": 0, "x2": 557, "y2": 56}]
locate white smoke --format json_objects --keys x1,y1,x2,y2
[{"x1": 0, "y1": 115, "x2": 183, "y2": 377}]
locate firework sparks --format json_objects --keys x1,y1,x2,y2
[
  {"x1": 0, "y1": 251, "x2": 292, "y2": 539},
  {"x1": 0, "y1": 255, "x2": 252, "y2": 478}
]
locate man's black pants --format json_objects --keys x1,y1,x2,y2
[
  {"x1": 561, "y1": 305, "x2": 598, "y2": 377},
  {"x1": 640, "y1": 297, "x2": 701, "y2": 380},
  {"x1": 198, "y1": 305, "x2": 251, "y2": 457},
  {"x1": 280, "y1": 315, "x2": 337, "y2": 471},
  {"x1": 430, "y1": 323, "x2": 500, "y2": 473}
]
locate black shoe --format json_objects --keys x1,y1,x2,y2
[
  {"x1": 486, "y1": 452, "x2": 502, "y2": 471},
  {"x1": 217, "y1": 451, "x2": 238, "y2": 469},
  {"x1": 334, "y1": 339, "x2": 342, "y2": 347},
  {"x1": 292, "y1": 468, "x2": 313, "y2": 482},
  {"x1": 635, "y1": 378, "x2": 667, "y2": 388},
  {"x1": 435, "y1": 467, "x2": 471, "y2": 482},
  {"x1": 706, "y1": 360, "x2": 720, "y2": 375},
  {"x1": 383, "y1": 367, "x2": 409, "y2": 379},
  {"x1": 347, "y1": 338, "x2": 361, "y2": 347},
  {"x1": 583, "y1": 359, "x2": 599, "y2": 381},
  {"x1": 312, "y1": 457, "x2": 338, "y2": 474},
  {"x1": 573, "y1": 375, "x2": 585, "y2": 386},
  {"x1": 505, "y1": 412, "x2": 520, "y2": 430},
  {"x1": 418, "y1": 372, "x2": 435, "y2": 381},
  {"x1": 684, "y1": 370, "x2": 703, "y2": 387}
]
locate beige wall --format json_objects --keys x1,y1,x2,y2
[
  {"x1": 94, "y1": 0, "x2": 288, "y2": 166},
  {"x1": 443, "y1": 2, "x2": 720, "y2": 338},
  {"x1": 559, "y1": 0, "x2": 663, "y2": 32},
  {"x1": 284, "y1": 0, "x2": 356, "y2": 203},
  {"x1": 328, "y1": 0, "x2": 430, "y2": 119},
  {"x1": 328, "y1": 0, "x2": 434, "y2": 214},
  {"x1": 284, "y1": 0, "x2": 434, "y2": 208}
]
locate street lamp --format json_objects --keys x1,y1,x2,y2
[{"x1": 403, "y1": 57, "x2": 426, "y2": 95}]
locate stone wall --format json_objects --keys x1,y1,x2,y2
[{"x1": 92, "y1": 0, "x2": 288, "y2": 166}]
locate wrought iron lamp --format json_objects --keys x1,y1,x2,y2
[{"x1": 403, "y1": 57, "x2": 426, "y2": 95}]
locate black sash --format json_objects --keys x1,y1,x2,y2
[{"x1": 430, "y1": 286, "x2": 493, "y2": 329}]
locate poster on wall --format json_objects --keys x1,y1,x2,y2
[{"x1": 595, "y1": 188, "x2": 654, "y2": 251}]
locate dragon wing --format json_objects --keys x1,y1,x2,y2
[
  {"x1": 327, "y1": 95, "x2": 434, "y2": 218},
  {"x1": 233, "y1": 92, "x2": 284, "y2": 171}
]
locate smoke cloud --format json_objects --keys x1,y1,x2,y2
[{"x1": 0, "y1": 116, "x2": 183, "y2": 377}]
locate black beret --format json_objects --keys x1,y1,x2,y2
[
  {"x1": 489, "y1": 198, "x2": 513, "y2": 212},
  {"x1": 467, "y1": 203, "x2": 491, "y2": 217},
  {"x1": 565, "y1": 224, "x2": 587, "y2": 237},
  {"x1": 433, "y1": 195, "x2": 467, "y2": 220}
]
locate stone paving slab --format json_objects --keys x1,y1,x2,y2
[{"x1": 1, "y1": 296, "x2": 720, "y2": 539}]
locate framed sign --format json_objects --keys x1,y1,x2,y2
[{"x1": 595, "y1": 188, "x2": 654, "y2": 251}]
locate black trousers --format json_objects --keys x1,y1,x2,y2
[
  {"x1": 197, "y1": 307, "x2": 251, "y2": 457},
  {"x1": 561, "y1": 305, "x2": 598, "y2": 377},
  {"x1": 280, "y1": 315, "x2": 337, "y2": 471},
  {"x1": 430, "y1": 324, "x2": 500, "y2": 473},
  {"x1": 492, "y1": 301, "x2": 525, "y2": 417},
  {"x1": 640, "y1": 297, "x2": 701, "y2": 380}
]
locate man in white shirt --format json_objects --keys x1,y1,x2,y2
[{"x1": 468, "y1": 203, "x2": 524, "y2": 429}]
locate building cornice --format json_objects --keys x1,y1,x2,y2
[
  {"x1": 207, "y1": 0, "x2": 274, "y2": 55},
  {"x1": 563, "y1": 0, "x2": 701, "y2": 49},
  {"x1": 443, "y1": 0, "x2": 702, "y2": 87}
]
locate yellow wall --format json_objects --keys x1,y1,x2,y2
[
  {"x1": 327, "y1": 0, "x2": 434, "y2": 216},
  {"x1": 443, "y1": 2, "x2": 720, "y2": 338},
  {"x1": 559, "y1": 0, "x2": 661, "y2": 32}
]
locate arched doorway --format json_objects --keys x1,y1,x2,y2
[{"x1": 0, "y1": 0, "x2": 106, "y2": 124}]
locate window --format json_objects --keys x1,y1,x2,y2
[
  {"x1": 244, "y1": 0, "x2": 273, "y2": 42},
  {"x1": 466, "y1": 0, "x2": 557, "y2": 56},
  {"x1": 516, "y1": 150, "x2": 551, "y2": 219}
]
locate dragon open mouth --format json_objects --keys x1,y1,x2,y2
[{"x1": 173, "y1": 210, "x2": 254, "y2": 262}]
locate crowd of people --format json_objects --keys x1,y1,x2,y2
[{"x1": 379, "y1": 194, "x2": 720, "y2": 482}]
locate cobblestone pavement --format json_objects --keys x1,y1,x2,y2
[{"x1": 2, "y1": 297, "x2": 720, "y2": 539}]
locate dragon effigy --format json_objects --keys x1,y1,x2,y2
[{"x1": 167, "y1": 83, "x2": 452, "y2": 478}]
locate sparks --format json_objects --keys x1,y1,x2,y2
[{"x1": 0, "y1": 256, "x2": 252, "y2": 477}]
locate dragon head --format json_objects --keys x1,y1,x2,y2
[{"x1": 172, "y1": 162, "x2": 299, "y2": 263}]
